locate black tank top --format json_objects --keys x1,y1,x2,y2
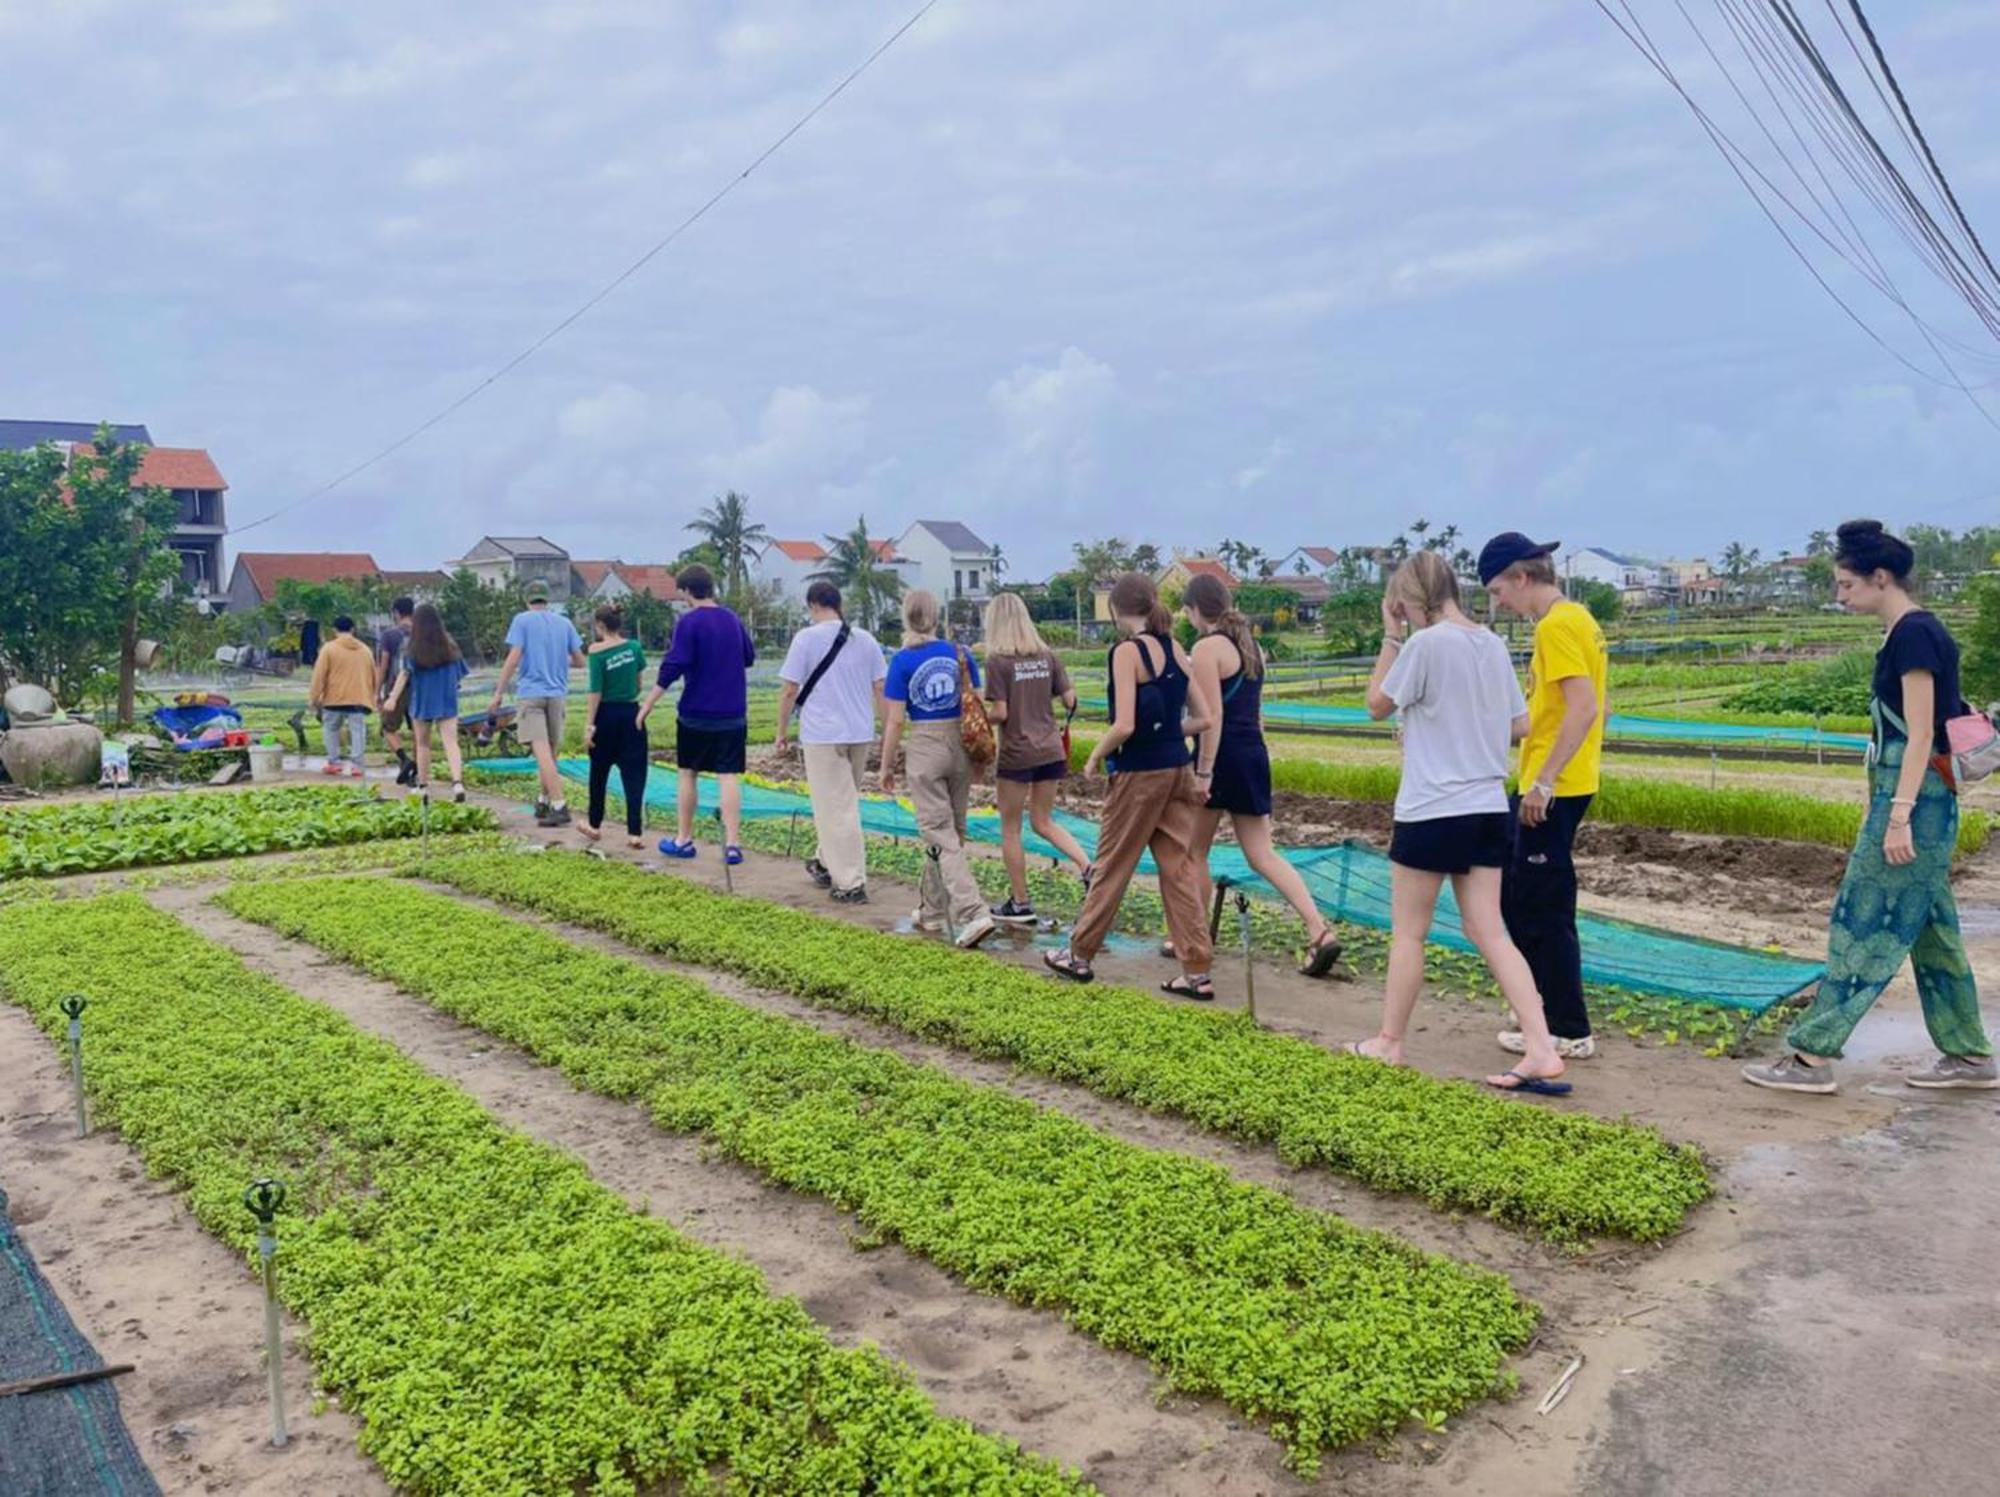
[{"x1": 1106, "y1": 632, "x2": 1191, "y2": 774}]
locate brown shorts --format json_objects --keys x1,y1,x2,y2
[
  {"x1": 379, "y1": 697, "x2": 407, "y2": 734},
  {"x1": 517, "y1": 696, "x2": 567, "y2": 748}
]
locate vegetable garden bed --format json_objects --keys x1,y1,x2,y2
[
  {"x1": 0, "y1": 785, "x2": 493, "y2": 878},
  {"x1": 0, "y1": 895, "x2": 1079, "y2": 1496},
  {"x1": 418, "y1": 850, "x2": 1710, "y2": 1244},
  {"x1": 222, "y1": 877, "x2": 1540, "y2": 1471}
]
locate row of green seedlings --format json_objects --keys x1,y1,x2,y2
[
  {"x1": 682, "y1": 806, "x2": 1789, "y2": 1055},
  {"x1": 0, "y1": 784, "x2": 493, "y2": 878},
  {"x1": 222, "y1": 876, "x2": 1540, "y2": 1473},
  {"x1": 416, "y1": 850, "x2": 1711, "y2": 1244},
  {"x1": 0, "y1": 895, "x2": 1083, "y2": 1496}
]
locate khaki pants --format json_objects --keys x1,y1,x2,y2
[
  {"x1": 903, "y1": 722, "x2": 986, "y2": 928},
  {"x1": 803, "y1": 741, "x2": 871, "y2": 893},
  {"x1": 1069, "y1": 764, "x2": 1212, "y2": 970}
]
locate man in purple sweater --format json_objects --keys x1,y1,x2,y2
[{"x1": 636, "y1": 564, "x2": 756, "y2": 862}]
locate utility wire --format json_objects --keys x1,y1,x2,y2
[{"x1": 232, "y1": 0, "x2": 944, "y2": 538}]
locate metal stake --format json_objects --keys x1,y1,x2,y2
[
  {"x1": 243, "y1": 1179, "x2": 289, "y2": 1449},
  {"x1": 785, "y1": 811, "x2": 800, "y2": 859},
  {"x1": 1234, "y1": 893, "x2": 1257, "y2": 1025},
  {"x1": 722, "y1": 847, "x2": 735, "y2": 894},
  {"x1": 420, "y1": 787, "x2": 431, "y2": 865},
  {"x1": 60, "y1": 995, "x2": 87, "y2": 1138},
  {"x1": 925, "y1": 845, "x2": 956, "y2": 943}
]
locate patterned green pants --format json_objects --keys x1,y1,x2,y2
[{"x1": 1788, "y1": 760, "x2": 1989, "y2": 1059}]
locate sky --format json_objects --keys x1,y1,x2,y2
[{"x1": 2, "y1": 0, "x2": 1997, "y2": 581}]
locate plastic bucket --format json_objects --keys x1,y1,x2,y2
[{"x1": 248, "y1": 744, "x2": 285, "y2": 782}]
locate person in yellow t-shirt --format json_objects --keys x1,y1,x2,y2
[{"x1": 1479, "y1": 533, "x2": 1608, "y2": 1059}]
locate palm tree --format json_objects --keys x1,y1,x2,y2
[
  {"x1": 1806, "y1": 529, "x2": 1833, "y2": 557},
  {"x1": 810, "y1": 514, "x2": 905, "y2": 631},
  {"x1": 684, "y1": 491, "x2": 769, "y2": 598},
  {"x1": 1129, "y1": 541, "x2": 1163, "y2": 575},
  {"x1": 988, "y1": 544, "x2": 1009, "y2": 582}
]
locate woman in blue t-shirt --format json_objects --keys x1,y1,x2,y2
[
  {"x1": 1745, "y1": 520, "x2": 1992, "y2": 1094},
  {"x1": 878, "y1": 589, "x2": 995, "y2": 949}
]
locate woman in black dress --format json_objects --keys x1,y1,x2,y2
[{"x1": 1178, "y1": 573, "x2": 1340, "y2": 977}]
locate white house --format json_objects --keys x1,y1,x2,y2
[
  {"x1": 757, "y1": 538, "x2": 917, "y2": 607},
  {"x1": 1271, "y1": 545, "x2": 1342, "y2": 578},
  {"x1": 895, "y1": 520, "x2": 998, "y2": 603},
  {"x1": 452, "y1": 536, "x2": 573, "y2": 600},
  {"x1": 1565, "y1": 547, "x2": 1661, "y2": 599}
]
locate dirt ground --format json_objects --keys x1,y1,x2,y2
[{"x1": 3, "y1": 766, "x2": 1998, "y2": 1495}]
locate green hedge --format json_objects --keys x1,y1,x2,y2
[
  {"x1": 0, "y1": 895, "x2": 1080, "y2": 1496},
  {"x1": 222, "y1": 877, "x2": 1539, "y2": 1471},
  {"x1": 419, "y1": 850, "x2": 1710, "y2": 1244},
  {"x1": 0, "y1": 785, "x2": 493, "y2": 877}
]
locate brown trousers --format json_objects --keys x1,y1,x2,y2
[
  {"x1": 903, "y1": 721, "x2": 988, "y2": 929},
  {"x1": 1069, "y1": 764, "x2": 1213, "y2": 970}
]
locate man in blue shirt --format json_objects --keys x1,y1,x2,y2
[{"x1": 489, "y1": 578, "x2": 584, "y2": 826}]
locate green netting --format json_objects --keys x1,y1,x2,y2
[
  {"x1": 485, "y1": 759, "x2": 1823, "y2": 1013},
  {"x1": 1074, "y1": 697, "x2": 1869, "y2": 751}
]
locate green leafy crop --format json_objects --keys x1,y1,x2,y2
[
  {"x1": 0, "y1": 785, "x2": 493, "y2": 878},
  {"x1": 221, "y1": 877, "x2": 1539, "y2": 1472},
  {"x1": 422, "y1": 850, "x2": 1711, "y2": 1244},
  {"x1": 0, "y1": 895, "x2": 1082, "y2": 1496}
]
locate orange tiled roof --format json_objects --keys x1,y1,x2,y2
[
  {"x1": 235, "y1": 552, "x2": 382, "y2": 601},
  {"x1": 70, "y1": 442, "x2": 227, "y2": 490}
]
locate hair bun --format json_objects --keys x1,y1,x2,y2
[{"x1": 1836, "y1": 519, "x2": 1886, "y2": 542}]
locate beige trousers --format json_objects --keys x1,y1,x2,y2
[
  {"x1": 802, "y1": 741, "x2": 871, "y2": 893},
  {"x1": 1068, "y1": 764, "x2": 1213, "y2": 970},
  {"x1": 903, "y1": 721, "x2": 986, "y2": 929}
]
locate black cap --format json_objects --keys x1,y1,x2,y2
[{"x1": 1477, "y1": 532, "x2": 1559, "y2": 586}]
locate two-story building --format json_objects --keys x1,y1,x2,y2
[
  {"x1": 570, "y1": 560, "x2": 680, "y2": 604},
  {"x1": 0, "y1": 420, "x2": 230, "y2": 607},
  {"x1": 1565, "y1": 547, "x2": 1662, "y2": 603},
  {"x1": 452, "y1": 536, "x2": 573, "y2": 600},
  {"x1": 757, "y1": 537, "x2": 916, "y2": 607},
  {"x1": 894, "y1": 521, "x2": 997, "y2": 603}
]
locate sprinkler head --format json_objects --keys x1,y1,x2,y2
[
  {"x1": 242, "y1": 1178, "x2": 288, "y2": 1226},
  {"x1": 59, "y1": 994, "x2": 87, "y2": 1020}
]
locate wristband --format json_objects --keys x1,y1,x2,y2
[
  {"x1": 1382, "y1": 636, "x2": 1403, "y2": 651},
  {"x1": 1532, "y1": 782, "x2": 1555, "y2": 799}
]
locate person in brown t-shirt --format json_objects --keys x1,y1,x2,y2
[{"x1": 981, "y1": 593, "x2": 1093, "y2": 923}]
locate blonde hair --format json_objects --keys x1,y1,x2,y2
[
  {"x1": 1390, "y1": 551, "x2": 1461, "y2": 624},
  {"x1": 901, "y1": 588, "x2": 941, "y2": 648},
  {"x1": 982, "y1": 592, "x2": 1046, "y2": 658}
]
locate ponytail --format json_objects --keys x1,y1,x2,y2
[
  {"x1": 1182, "y1": 573, "x2": 1262, "y2": 678},
  {"x1": 1108, "y1": 572, "x2": 1171, "y2": 635}
]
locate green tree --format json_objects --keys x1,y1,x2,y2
[
  {"x1": 1128, "y1": 541, "x2": 1163, "y2": 575},
  {"x1": 0, "y1": 425, "x2": 181, "y2": 718},
  {"x1": 684, "y1": 491, "x2": 769, "y2": 598},
  {"x1": 1576, "y1": 579, "x2": 1623, "y2": 625},
  {"x1": 671, "y1": 539, "x2": 724, "y2": 573},
  {"x1": 437, "y1": 567, "x2": 525, "y2": 665},
  {"x1": 1804, "y1": 554, "x2": 1836, "y2": 600},
  {"x1": 620, "y1": 588, "x2": 677, "y2": 651},
  {"x1": 1068, "y1": 538, "x2": 1126, "y2": 634},
  {"x1": 1806, "y1": 528, "x2": 1833, "y2": 557},
  {"x1": 809, "y1": 514, "x2": 907, "y2": 633},
  {"x1": 1963, "y1": 575, "x2": 2000, "y2": 704}
]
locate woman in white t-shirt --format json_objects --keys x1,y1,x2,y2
[{"x1": 1351, "y1": 553, "x2": 1571, "y2": 1095}]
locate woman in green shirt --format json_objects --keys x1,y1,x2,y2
[{"x1": 583, "y1": 604, "x2": 649, "y2": 846}]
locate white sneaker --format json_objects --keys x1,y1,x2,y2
[
  {"x1": 1498, "y1": 1030, "x2": 1596, "y2": 1060},
  {"x1": 910, "y1": 909, "x2": 944, "y2": 933},
  {"x1": 954, "y1": 915, "x2": 997, "y2": 950}
]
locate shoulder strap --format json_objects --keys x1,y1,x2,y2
[{"x1": 793, "y1": 623, "x2": 851, "y2": 712}]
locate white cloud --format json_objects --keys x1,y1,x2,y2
[
  {"x1": 717, "y1": 19, "x2": 801, "y2": 61},
  {"x1": 404, "y1": 150, "x2": 480, "y2": 189},
  {"x1": 701, "y1": 385, "x2": 872, "y2": 497},
  {"x1": 557, "y1": 382, "x2": 653, "y2": 445},
  {"x1": 1234, "y1": 437, "x2": 1291, "y2": 491}
]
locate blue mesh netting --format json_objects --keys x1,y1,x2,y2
[
  {"x1": 484, "y1": 759, "x2": 1822, "y2": 1013},
  {"x1": 1075, "y1": 697, "x2": 1868, "y2": 752}
]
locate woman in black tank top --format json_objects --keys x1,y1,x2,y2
[
  {"x1": 1180, "y1": 575, "x2": 1340, "y2": 978},
  {"x1": 1046, "y1": 574, "x2": 1217, "y2": 997}
]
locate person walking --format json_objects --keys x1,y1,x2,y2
[
  {"x1": 777, "y1": 581, "x2": 887, "y2": 904},
  {"x1": 581, "y1": 603, "x2": 650, "y2": 848},
  {"x1": 1045, "y1": 573, "x2": 1214, "y2": 995},
  {"x1": 981, "y1": 591, "x2": 1092, "y2": 924},
  {"x1": 637, "y1": 564, "x2": 755, "y2": 863},
  {"x1": 377, "y1": 596, "x2": 417, "y2": 786},
  {"x1": 1745, "y1": 520, "x2": 1994, "y2": 1093},
  {"x1": 1480, "y1": 533, "x2": 1606, "y2": 1061},
  {"x1": 878, "y1": 589, "x2": 996, "y2": 948},
  {"x1": 1180, "y1": 574, "x2": 1341, "y2": 977},
  {"x1": 308, "y1": 614, "x2": 375, "y2": 778},
  {"x1": 488, "y1": 579, "x2": 584, "y2": 826},
  {"x1": 1351, "y1": 554, "x2": 1570, "y2": 1092},
  {"x1": 384, "y1": 602, "x2": 469, "y2": 802}
]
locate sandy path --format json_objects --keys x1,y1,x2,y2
[
  {"x1": 0, "y1": 1007, "x2": 388, "y2": 1496},
  {"x1": 154, "y1": 886, "x2": 1314, "y2": 1497}
]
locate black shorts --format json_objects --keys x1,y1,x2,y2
[
  {"x1": 997, "y1": 759, "x2": 1068, "y2": 785},
  {"x1": 676, "y1": 722, "x2": 747, "y2": 775},
  {"x1": 1389, "y1": 812, "x2": 1512, "y2": 874}
]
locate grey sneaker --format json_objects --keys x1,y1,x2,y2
[
  {"x1": 1905, "y1": 1055, "x2": 2000, "y2": 1090},
  {"x1": 909, "y1": 908, "x2": 944, "y2": 933},
  {"x1": 1499, "y1": 1030, "x2": 1597, "y2": 1060},
  {"x1": 1742, "y1": 1053, "x2": 1838, "y2": 1094},
  {"x1": 830, "y1": 886, "x2": 869, "y2": 906},
  {"x1": 954, "y1": 915, "x2": 998, "y2": 950}
]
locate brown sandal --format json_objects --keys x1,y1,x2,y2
[{"x1": 1299, "y1": 929, "x2": 1342, "y2": 979}]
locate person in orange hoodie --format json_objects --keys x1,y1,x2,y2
[{"x1": 308, "y1": 615, "x2": 376, "y2": 778}]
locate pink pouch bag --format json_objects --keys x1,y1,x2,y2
[{"x1": 1946, "y1": 705, "x2": 2000, "y2": 786}]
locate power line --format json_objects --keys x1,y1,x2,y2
[{"x1": 232, "y1": 0, "x2": 944, "y2": 538}]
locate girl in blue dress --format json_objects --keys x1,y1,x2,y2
[{"x1": 386, "y1": 603, "x2": 470, "y2": 802}]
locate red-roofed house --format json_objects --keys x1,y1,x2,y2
[
  {"x1": 1158, "y1": 555, "x2": 1240, "y2": 593},
  {"x1": 571, "y1": 560, "x2": 680, "y2": 604},
  {"x1": 1273, "y1": 545, "x2": 1341, "y2": 577},
  {"x1": 66, "y1": 440, "x2": 230, "y2": 603},
  {"x1": 225, "y1": 552, "x2": 383, "y2": 613},
  {"x1": 758, "y1": 536, "x2": 915, "y2": 606}
]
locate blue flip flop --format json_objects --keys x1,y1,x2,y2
[
  {"x1": 657, "y1": 838, "x2": 698, "y2": 859},
  {"x1": 724, "y1": 845, "x2": 745, "y2": 867},
  {"x1": 1486, "y1": 1070, "x2": 1573, "y2": 1097}
]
